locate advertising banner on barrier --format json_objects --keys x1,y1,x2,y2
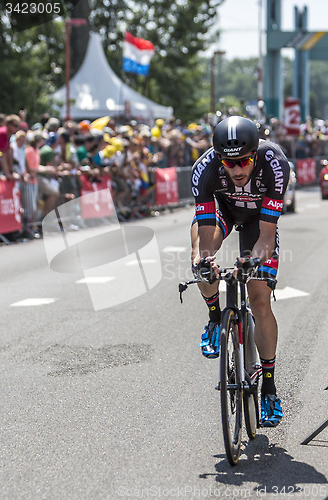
[
  {"x1": 155, "y1": 167, "x2": 179, "y2": 205},
  {"x1": 0, "y1": 180, "x2": 22, "y2": 234},
  {"x1": 80, "y1": 174, "x2": 114, "y2": 219},
  {"x1": 296, "y1": 158, "x2": 317, "y2": 185}
]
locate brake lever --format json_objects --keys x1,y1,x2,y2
[
  {"x1": 179, "y1": 279, "x2": 199, "y2": 303},
  {"x1": 179, "y1": 282, "x2": 188, "y2": 303}
]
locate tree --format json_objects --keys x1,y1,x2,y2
[
  {"x1": 309, "y1": 60, "x2": 328, "y2": 119},
  {"x1": 90, "y1": 0, "x2": 224, "y2": 121},
  {"x1": 0, "y1": 0, "x2": 225, "y2": 122},
  {"x1": 0, "y1": 18, "x2": 66, "y2": 120}
]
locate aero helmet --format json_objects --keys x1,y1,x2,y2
[{"x1": 213, "y1": 116, "x2": 259, "y2": 158}]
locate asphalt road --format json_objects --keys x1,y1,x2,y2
[{"x1": 0, "y1": 187, "x2": 327, "y2": 500}]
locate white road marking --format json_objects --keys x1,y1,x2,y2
[
  {"x1": 306, "y1": 204, "x2": 320, "y2": 209},
  {"x1": 11, "y1": 298, "x2": 57, "y2": 306},
  {"x1": 76, "y1": 277, "x2": 116, "y2": 284},
  {"x1": 273, "y1": 286, "x2": 310, "y2": 301},
  {"x1": 162, "y1": 246, "x2": 186, "y2": 253},
  {"x1": 218, "y1": 283, "x2": 309, "y2": 301}
]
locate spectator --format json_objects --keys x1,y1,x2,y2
[
  {"x1": 166, "y1": 128, "x2": 185, "y2": 167},
  {"x1": 11, "y1": 130, "x2": 27, "y2": 177},
  {"x1": 0, "y1": 114, "x2": 6, "y2": 127},
  {"x1": 84, "y1": 134, "x2": 103, "y2": 168},
  {"x1": 0, "y1": 114, "x2": 21, "y2": 180},
  {"x1": 58, "y1": 130, "x2": 78, "y2": 169},
  {"x1": 11, "y1": 130, "x2": 41, "y2": 239},
  {"x1": 40, "y1": 132, "x2": 59, "y2": 167},
  {"x1": 25, "y1": 132, "x2": 59, "y2": 220},
  {"x1": 74, "y1": 134, "x2": 88, "y2": 163},
  {"x1": 45, "y1": 117, "x2": 60, "y2": 133},
  {"x1": 78, "y1": 120, "x2": 91, "y2": 136}
]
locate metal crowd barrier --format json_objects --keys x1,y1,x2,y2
[
  {"x1": 176, "y1": 166, "x2": 193, "y2": 203},
  {"x1": 0, "y1": 167, "x2": 195, "y2": 243}
]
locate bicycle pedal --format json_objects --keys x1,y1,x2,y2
[{"x1": 215, "y1": 383, "x2": 221, "y2": 391}]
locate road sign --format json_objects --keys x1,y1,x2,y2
[{"x1": 284, "y1": 98, "x2": 300, "y2": 136}]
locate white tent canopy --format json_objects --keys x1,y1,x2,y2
[{"x1": 53, "y1": 32, "x2": 173, "y2": 121}]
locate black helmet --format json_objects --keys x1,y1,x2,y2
[{"x1": 213, "y1": 116, "x2": 259, "y2": 158}]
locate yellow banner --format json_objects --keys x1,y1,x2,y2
[{"x1": 302, "y1": 31, "x2": 326, "y2": 50}]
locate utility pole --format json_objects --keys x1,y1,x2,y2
[
  {"x1": 258, "y1": 0, "x2": 264, "y2": 102},
  {"x1": 65, "y1": 18, "x2": 87, "y2": 120},
  {"x1": 210, "y1": 51, "x2": 225, "y2": 113}
]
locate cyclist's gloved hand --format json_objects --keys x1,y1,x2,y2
[
  {"x1": 192, "y1": 258, "x2": 217, "y2": 284},
  {"x1": 235, "y1": 256, "x2": 261, "y2": 283}
]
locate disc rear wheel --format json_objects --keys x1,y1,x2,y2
[{"x1": 243, "y1": 312, "x2": 259, "y2": 440}]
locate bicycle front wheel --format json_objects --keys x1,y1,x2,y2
[
  {"x1": 220, "y1": 309, "x2": 243, "y2": 466},
  {"x1": 243, "y1": 312, "x2": 259, "y2": 440}
]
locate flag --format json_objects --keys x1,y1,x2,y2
[{"x1": 123, "y1": 32, "x2": 155, "y2": 76}]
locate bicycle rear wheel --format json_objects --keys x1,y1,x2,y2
[
  {"x1": 243, "y1": 311, "x2": 259, "y2": 439},
  {"x1": 220, "y1": 309, "x2": 243, "y2": 466}
]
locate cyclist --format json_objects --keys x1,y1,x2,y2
[{"x1": 191, "y1": 116, "x2": 289, "y2": 427}]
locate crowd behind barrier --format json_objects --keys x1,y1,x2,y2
[{"x1": 0, "y1": 111, "x2": 328, "y2": 244}]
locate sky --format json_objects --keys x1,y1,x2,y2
[{"x1": 212, "y1": 0, "x2": 328, "y2": 60}]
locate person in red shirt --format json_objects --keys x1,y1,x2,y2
[{"x1": 0, "y1": 114, "x2": 21, "y2": 180}]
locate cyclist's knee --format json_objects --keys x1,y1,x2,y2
[{"x1": 248, "y1": 283, "x2": 272, "y2": 316}]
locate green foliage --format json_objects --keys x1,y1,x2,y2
[
  {"x1": 0, "y1": 18, "x2": 65, "y2": 120},
  {"x1": 197, "y1": 56, "x2": 259, "y2": 113},
  {"x1": 214, "y1": 58, "x2": 259, "y2": 105},
  {"x1": 2, "y1": 0, "x2": 328, "y2": 124},
  {"x1": 90, "y1": 0, "x2": 223, "y2": 121},
  {"x1": 309, "y1": 60, "x2": 328, "y2": 119}
]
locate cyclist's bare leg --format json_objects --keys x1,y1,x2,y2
[
  {"x1": 248, "y1": 279, "x2": 283, "y2": 423},
  {"x1": 191, "y1": 221, "x2": 223, "y2": 356},
  {"x1": 247, "y1": 279, "x2": 278, "y2": 360}
]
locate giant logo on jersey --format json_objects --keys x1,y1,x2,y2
[
  {"x1": 191, "y1": 149, "x2": 216, "y2": 187},
  {"x1": 265, "y1": 150, "x2": 285, "y2": 195}
]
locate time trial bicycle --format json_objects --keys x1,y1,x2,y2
[{"x1": 179, "y1": 258, "x2": 276, "y2": 465}]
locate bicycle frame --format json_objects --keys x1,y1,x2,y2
[
  {"x1": 218, "y1": 272, "x2": 256, "y2": 388},
  {"x1": 179, "y1": 268, "x2": 262, "y2": 465},
  {"x1": 179, "y1": 270, "x2": 261, "y2": 389}
]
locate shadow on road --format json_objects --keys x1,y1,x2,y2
[{"x1": 199, "y1": 434, "x2": 327, "y2": 495}]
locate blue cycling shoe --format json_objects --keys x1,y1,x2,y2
[
  {"x1": 260, "y1": 394, "x2": 284, "y2": 427},
  {"x1": 199, "y1": 322, "x2": 221, "y2": 359}
]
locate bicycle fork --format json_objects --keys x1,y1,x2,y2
[{"x1": 216, "y1": 315, "x2": 245, "y2": 391}]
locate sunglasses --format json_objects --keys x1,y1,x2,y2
[{"x1": 221, "y1": 156, "x2": 254, "y2": 169}]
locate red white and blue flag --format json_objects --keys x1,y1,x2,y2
[{"x1": 123, "y1": 32, "x2": 155, "y2": 76}]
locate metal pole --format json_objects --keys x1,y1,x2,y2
[
  {"x1": 210, "y1": 54, "x2": 215, "y2": 114},
  {"x1": 65, "y1": 18, "x2": 87, "y2": 121},
  {"x1": 65, "y1": 20, "x2": 71, "y2": 121},
  {"x1": 210, "y1": 51, "x2": 225, "y2": 114},
  {"x1": 258, "y1": 0, "x2": 264, "y2": 101}
]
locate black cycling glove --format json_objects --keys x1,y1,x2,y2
[
  {"x1": 192, "y1": 258, "x2": 217, "y2": 284},
  {"x1": 235, "y1": 256, "x2": 261, "y2": 284}
]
